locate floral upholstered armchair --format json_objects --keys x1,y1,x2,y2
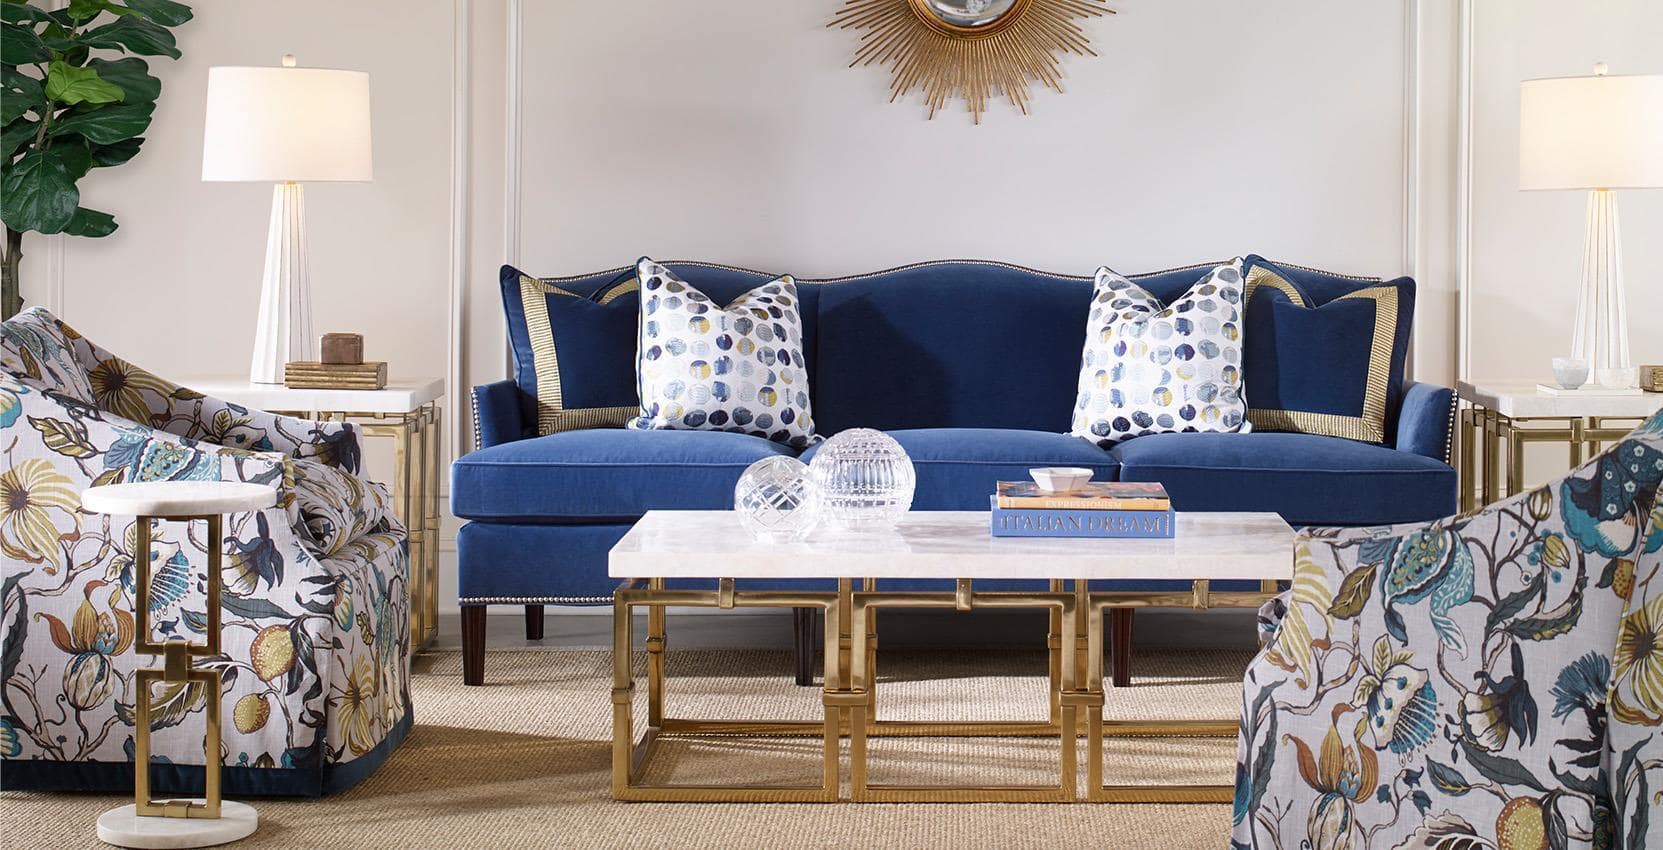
[
  {"x1": 0, "y1": 307, "x2": 410, "y2": 796},
  {"x1": 1234, "y1": 409, "x2": 1663, "y2": 849}
]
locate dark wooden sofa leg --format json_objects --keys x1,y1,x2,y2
[
  {"x1": 462, "y1": 605, "x2": 487, "y2": 686},
  {"x1": 525, "y1": 604, "x2": 545, "y2": 640},
  {"x1": 792, "y1": 607, "x2": 818, "y2": 686},
  {"x1": 1110, "y1": 608, "x2": 1134, "y2": 688}
]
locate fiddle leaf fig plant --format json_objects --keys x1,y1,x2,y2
[{"x1": 0, "y1": 0, "x2": 191, "y2": 319}]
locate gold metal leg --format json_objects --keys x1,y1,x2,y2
[
  {"x1": 1459, "y1": 406, "x2": 1477, "y2": 512},
  {"x1": 424, "y1": 404, "x2": 442, "y2": 643},
  {"x1": 1504, "y1": 420, "x2": 1525, "y2": 497},
  {"x1": 133, "y1": 513, "x2": 226, "y2": 819},
  {"x1": 1569, "y1": 418, "x2": 1585, "y2": 467},
  {"x1": 610, "y1": 592, "x2": 635, "y2": 798},
  {"x1": 647, "y1": 578, "x2": 665, "y2": 728},
  {"x1": 1482, "y1": 409, "x2": 1501, "y2": 506}
]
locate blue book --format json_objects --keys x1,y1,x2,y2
[{"x1": 988, "y1": 495, "x2": 1174, "y2": 539}]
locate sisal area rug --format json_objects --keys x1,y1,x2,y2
[{"x1": 2, "y1": 647, "x2": 1246, "y2": 848}]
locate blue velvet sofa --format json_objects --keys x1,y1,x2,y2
[{"x1": 452, "y1": 260, "x2": 1458, "y2": 685}]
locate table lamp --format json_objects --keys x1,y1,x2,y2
[
  {"x1": 202, "y1": 55, "x2": 372, "y2": 384},
  {"x1": 1519, "y1": 64, "x2": 1663, "y2": 389}
]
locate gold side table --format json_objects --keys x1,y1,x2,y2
[
  {"x1": 1456, "y1": 380, "x2": 1663, "y2": 510},
  {"x1": 177, "y1": 376, "x2": 445, "y2": 649},
  {"x1": 82, "y1": 481, "x2": 274, "y2": 849}
]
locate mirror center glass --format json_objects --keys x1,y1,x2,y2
[{"x1": 923, "y1": 0, "x2": 1018, "y2": 28}]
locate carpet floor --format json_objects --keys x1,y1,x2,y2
[{"x1": 1, "y1": 646, "x2": 1248, "y2": 849}]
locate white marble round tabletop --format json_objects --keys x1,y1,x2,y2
[{"x1": 81, "y1": 481, "x2": 276, "y2": 517}]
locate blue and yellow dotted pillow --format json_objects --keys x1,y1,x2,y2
[
  {"x1": 631, "y1": 257, "x2": 817, "y2": 448},
  {"x1": 1069, "y1": 262, "x2": 1249, "y2": 447}
]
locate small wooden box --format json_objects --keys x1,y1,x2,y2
[
  {"x1": 1642, "y1": 365, "x2": 1663, "y2": 393},
  {"x1": 284, "y1": 360, "x2": 387, "y2": 390},
  {"x1": 320, "y1": 333, "x2": 364, "y2": 365}
]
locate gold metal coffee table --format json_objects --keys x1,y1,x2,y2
[{"x1": 608, "y1": 510, "x2": 1292, "y2": 803}]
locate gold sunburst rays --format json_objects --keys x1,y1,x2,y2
[{"x1": 830, "y1": 0, "x2": 1113, "y2": 123}]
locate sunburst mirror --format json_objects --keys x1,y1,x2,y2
[{"x1": 829, "y1": 0, "x2": 1113, "y2": 122}]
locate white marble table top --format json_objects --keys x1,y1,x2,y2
[
  {"x1": 1458, "y1": 380, "x2": 1663, "y2": 419},
  {"x1": 175, "y1": 375, "x2": 444, "y2": 415},
  {"x1": 82, "y1": 481, "x2": 276, "y2": 516},
  {"x1": 610, "y1": 511, "x2": 1295, "y2": 581}
]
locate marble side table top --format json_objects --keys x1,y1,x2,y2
[
  {"x1": 611, "y1": 510, "x2": 1294, "y2": 581},
  {"x1": 82, "y1": 481, "x2": 276, "y2": 517}
]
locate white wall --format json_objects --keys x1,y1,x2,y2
[{"x1": 16, "y1": 1, "x2": 1660, "y2": 613}]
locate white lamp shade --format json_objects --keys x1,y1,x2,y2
[
  {"x1": 201, "y1": 65, "x2": 372, "y2": 183},
  {"x1": 1519, "y1": 73, "x2": 1663, "y2": 191}
]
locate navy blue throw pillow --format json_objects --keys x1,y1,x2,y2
[
  {"x1": 1241, "y1": 256, "x2": 1415, "y2": 444},
  {"x1": 499, "y1": 264, "x2": 640, "y2": 435}
]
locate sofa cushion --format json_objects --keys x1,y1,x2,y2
[
  {"x1": 1241, "y1": 256, "x2": 1414, "y2": 443},
  {"x1": 1112, "y1": 432, "x2": 1454, "y2": 526},
  {"x1": 451, "y1": 429, "x2": 796, "y2": 521},
  {"x1": 802, "y1": 428, "x2": 1119, "y2": 511},
  {"x1": 1070, "y1": 262, "x2": 1248, "y2": 447},
  {"x1": 499, "y1": 262, "x2": 823, "y2": 437},
  {"x1": 631, "y1": 258, "x2": 817, "y2": 447},
  {"x1": 499, "y1": 264, "x2": 640, "y2": 436}
]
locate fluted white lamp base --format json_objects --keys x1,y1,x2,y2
[
  {"x1": 1569, "y1": 189, "x2": 1633, "y2": 389},
  {"x1": 250, "y1": 182, "x2": 313, "y2": 385}
]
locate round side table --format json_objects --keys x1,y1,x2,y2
[{"x1": 81, "y1": 481, "x2": 276, "y2": 850}]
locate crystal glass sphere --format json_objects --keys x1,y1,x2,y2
[
  {"x1": 733, "y1": 456, "x2": 821, "y2": 543},
  {"x1": 809, "y1": 428, "x2": 916, "y2": 531}
]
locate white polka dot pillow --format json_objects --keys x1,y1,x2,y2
[
  {"x1": 1070, "y1": 261, "x2": 1250, "y2": 447},
  {"x1": 631, "y1": 258, "x2": 817, "y2": 448}
]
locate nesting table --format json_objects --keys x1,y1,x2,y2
[
  {"x1": 607, "y1": 510, "x2": 1293, "y2": 804},
  {"x1": 1456, "y1": 380, "x2": 1663, "y2": 510},
  {"x1": 175, "y1": 376, "x2": 445, "y2": 648}
]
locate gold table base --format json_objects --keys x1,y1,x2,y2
[
  {"x1": 1458, "y1": 406, "x2": 1649, "y2": 511},
  {"x1": 611, "y1": 577, "x2": 1274, "y2": 803},
  {"x1": 302, "y1": 403, "x2": 442, "y2": 649}
]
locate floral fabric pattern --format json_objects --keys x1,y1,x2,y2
[
  {"x1": 1234, "y1": 410, "x2": 1663, "y2": 849},
  {"x1": 1, "y1": 308, "x2": 408, "y2": 791},
  {"x1": 292, "y1": 458, "x2": 394, "y2": 558}
]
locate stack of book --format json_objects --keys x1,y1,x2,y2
[
  {"x1": 283, "y1": 360, "x2": 388, "y2": 390},
  {"x1": 989, "y1": 481, "x2": 1174, "y2": 539}
]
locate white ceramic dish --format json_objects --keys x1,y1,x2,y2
[{"x1": 1029, "y1": 467, "x2": 1093, "y2": 493}]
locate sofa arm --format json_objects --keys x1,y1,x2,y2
[
  {"x1": 471, "y1": 380, "x2": 531, "y2": 450},
  {"x1": 1394, "y1": 381, "x2": 1455, "y2": 463}
]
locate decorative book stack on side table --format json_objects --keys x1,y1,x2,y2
[
  {"x1": 1456, "y1": 379, "x2": 1663, "y2": 510},
  {"x1": 177, "y1": 376, "x2": 445, "y2": 648}
]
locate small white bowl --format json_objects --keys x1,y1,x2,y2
[{"x1": 1029, "y1": 467, "x2": 1093, "y2": 493}]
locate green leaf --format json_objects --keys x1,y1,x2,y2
[
  {"x1": 62, "y1": 205, "x2": 115, "y2": 236},
  {"x1": 1, "y1": 3, "x2": 55, "y2": 24},
  {"x1": 1425, "y1": 759, "x2": 1471, "y2": 796},
  {"x1": 1505, "y1": 582, "x2": 1584, "y2": 641},
  {"x1": 88, "y1": 56, "x2": 157, "y2": 103},
  {"x1": 89, "y1": 135, "x2": 140, "y2": 166},
  {"x1": 1328, "y1": 561, "x2": 1378, "y2": 620},
  {"x1": 1, "y1": 66, "x2": 44, "y2": 124},
  {"x1": 1459, "y1": 739, "x2": 1549, "y2": 792},
  {"x1": 1, "y1": 117, "x2": 36, "y2": 158},
  {"x1": 0, "y1": 17, "x2": 51, "y2": 64},
  {"x1": 1485, "y1": 570, "x2": 1544, "y2": 634},
  {"x1": 67, "y1": 0, "x2": 113, "y2": 23},
  {"x1": 78, "y1": 16, "x2": 179, "y2": 58},
  {"x1": 47, "y1": 99, "x2": 152, "y2": 143},
  {"x1": 0, "y1": 146, "x2": 78, "y2": 233},
  {"x1": 120, "y1": 0, "x2": 190, "y2": 27},
  {"x1": 27, "y1": 414, "x2": 97, "y2": 457},
  {"x1": 44, "y1": 60, "x2": 126, "y2": 106},
  {"x1": 52, "y1": 136, "x2": 92, "y2": 177}
]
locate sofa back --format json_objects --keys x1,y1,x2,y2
[{"x1": 504, "y1": 258, "x2": 1404, "y2": 437}]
